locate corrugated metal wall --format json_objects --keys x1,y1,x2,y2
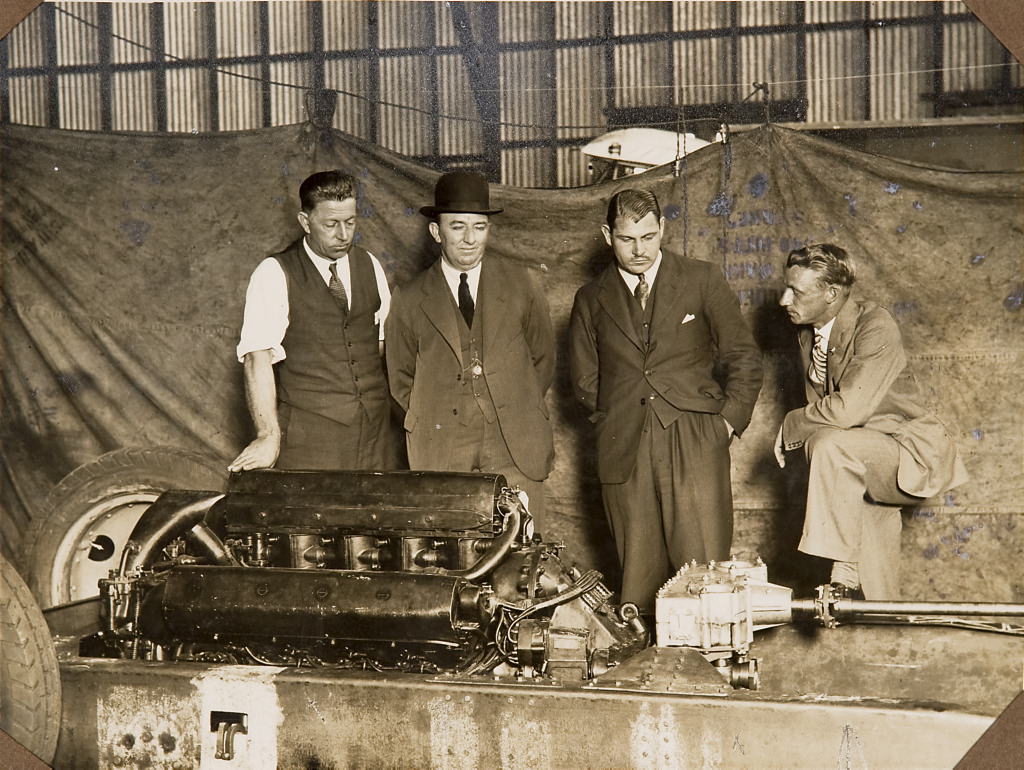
[
  {"x1": 111, "y1": 3, "x2": 153, "y2": 132},
  {"x1": 322, "y1": 1, "x2": 368, "y2": 139},
  {"x1": 2, "y1": 1, "x2": 1020, "y2": 187},
  {"x1": 805, "y1": 2, "x2": 866, "y2": 124},
  {"x1": 164, "y1": 3, "x2": 211, "y2": 133},
  {"x1": 554, "y1": 2, "x2": 604, "y2": 187}
]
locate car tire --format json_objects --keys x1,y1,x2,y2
[
  {"x1": 21, "y1": 446, "x2": 229, "y2": 607},
  {"x1": 0, "y1": 555, "x2": 61, "y2": 765}
]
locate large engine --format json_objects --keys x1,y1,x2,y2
[{"x1": 83, "y1": 470, "x2": 647, "y2": 680}]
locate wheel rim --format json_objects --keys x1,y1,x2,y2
[{"x1": 49, "y1": 490, "x2": 160, "y2": 605}]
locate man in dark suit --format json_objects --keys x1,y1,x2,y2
[
  {"x1": 776, "y1": 243, "x2": 968, "y2": 599},
  {"x1": 386, "y1": 172, "x2": 555, "y2": 523},
  {"x1": 229, "y1": 170, "x2": 395, "y2": 472},
  {"x1": 569, "y1": 188, "x2": 763, "y2": 612}
]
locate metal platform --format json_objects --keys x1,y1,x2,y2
[{"x1": 53, "y1": 621, "x2": 1022, "y2": 769}]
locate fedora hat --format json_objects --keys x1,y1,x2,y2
[{"x1": 420, "y1": 171, "x2": 503, "y2": 217}]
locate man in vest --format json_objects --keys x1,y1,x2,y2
[
  {"x1": 386, "y1": 172, "x2": 555, "y2": 524},
  {"x1": 229, "y1": 170, "x2": 396, "y2": 471},
  {"x1": 568, "y1": 188, "x2": 763, "y2": 614}
]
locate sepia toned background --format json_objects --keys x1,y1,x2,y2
[{"x1": 1, "y1": 1, "x2": 1022, "y2": 602}]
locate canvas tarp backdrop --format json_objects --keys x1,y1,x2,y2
[{"x1": 2, "y1": 122, "x2": 1021, "y2": 597}]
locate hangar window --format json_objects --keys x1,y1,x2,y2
[{"x1": 0, "y1": 1, "x2": 1020, "y2": 187}]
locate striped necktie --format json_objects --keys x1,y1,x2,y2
[
  {"x1": 810, "y1": 331, "x2": 827, "y2": 385},
  {"x1": 634, "y1": 272, "x2": 650, "y2": 310},
  {"x1": 328, "y1": 261, "x2": 349, "y2": 315}
]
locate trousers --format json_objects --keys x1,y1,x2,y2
[
  {"x1": 800, "y1": 427, "x2": 923, "y2": 599},
  {"x1": 601, "y1": 411, "x2": 733, "y2": 612}
]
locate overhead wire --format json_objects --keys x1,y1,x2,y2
[{"x1": 33, "y1": 4, "x2": 1019, "y2": 134}]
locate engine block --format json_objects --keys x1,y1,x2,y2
[{"x1": 83, "y1": 470, "x2": 647, "y2": 680}]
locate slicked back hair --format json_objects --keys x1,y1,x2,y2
[
  {"x1": 786, "y1": 243, "x2": 856, "y2": 288},
  {"x1": 299, "y1": 170, "x2": 358, "y2": 213},
  {"x1": 606, "y1": 188, "x2": 662, "y2": 230}
]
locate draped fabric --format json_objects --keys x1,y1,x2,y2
[{"x1": 2, "y1": 122, "x2": 1021, "y2": 588}]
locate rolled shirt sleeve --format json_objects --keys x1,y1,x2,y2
[
  {"x1": 237, "y1": 257, "x2": 289, "y2": 363},
  {"x1": 238, "y1": 248, "x2": 391, "y2": 361}
]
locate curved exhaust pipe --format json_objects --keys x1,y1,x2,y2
[
  {"x1": 118, "y1": 491, "x2": 230, "y2": 574},
  {"x1": 452, "y1": 489, "x2": 528, "y2": 582}
]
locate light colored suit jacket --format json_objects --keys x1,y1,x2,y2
[
  {"x1": 386, "y1": 257, "x2": 555, "y2": 481},
  {"x1": 569, "y1": 251, "x2": 763, "y2": 484},
  {"x1": 782, "y1": 296, "x2": 968, "y2": 498}
]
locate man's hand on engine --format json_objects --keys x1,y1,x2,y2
[{"x1": 228, "y1": 432, "x2": 280, "y2": 472}]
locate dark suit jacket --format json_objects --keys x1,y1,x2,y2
[
  {"x1": 386, "y1": 257, "x2": 555, "y2": 481},
  {"x1": 569, "y1": 251, "x2": 763, "y2": 484},
  {"x1": 782, "y1": 296, "x2": 968, "y2": 498}
]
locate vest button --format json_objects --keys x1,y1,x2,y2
[
  {"x1": 640, "y1": 397, "x2": 646, "y2": 405},
  {"x1": 452, "y1": 408, "x2": 458, "y2": 415}
]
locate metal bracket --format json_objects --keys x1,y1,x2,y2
[{"x1": 211, "y1": 711, "x2": 247, "y2": 761}]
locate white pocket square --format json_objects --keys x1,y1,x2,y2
[{"x1": 681, "y1": 313, "x2": 696, "y2": 324}]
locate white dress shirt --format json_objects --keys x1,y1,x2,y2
[
  {"x1": 439, "y1": 259, "x2": 482, "y2": 305},
  {"x1": 814, "y1": 316, "x2": 836, "y2": 345},
  {"x1": 810, "y1": 316, "x2": 836, "y2": 386},
  {"x1": 617, "y1": 251, "x2": 663, "y2": 294},
  {"x1": 236, "y1": 238, "x2": 391, "y2": 363}
]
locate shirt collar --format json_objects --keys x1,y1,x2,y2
[
  {"x1": 814, "y1": 316, "x2": 836, "y2": 348},
  {"x1": 303, "y1": 238, "x2": 347, "y2": 270},
  {"x1": 439, "y1": 258, "x2": 483, "y2": 299},
  {"x1": 617, "y1": 250, "x2": 663, "y2": 289}
]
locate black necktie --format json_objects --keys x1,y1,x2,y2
[
  {"x1": 458, "y1": 272, "x2": 474, "y2": 328},
  {"x1": 328, "y1": 261, "x2": 349, "y2": 315}
]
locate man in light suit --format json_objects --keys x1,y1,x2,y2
[
  {"x1": 776, "y1": 243, "x2": 968, "y2": 599},
  {"x1": 386, "y1": 172, "x2": 555, "y2": 523},
  {"x1": 569, "y1": 188, "x2": 763, "y2": 612}
]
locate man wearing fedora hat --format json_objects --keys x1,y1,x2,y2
[{"x1": 386, "y1": 171, "x2": 555, "y2": 522}]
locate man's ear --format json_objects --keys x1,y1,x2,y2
[
  {"x1": 601, "y1": 224, "x2": 613, "y2": 247},
  {"x1": 428, "y1": 221, "x2": 441, "y2": 244},
  {"x1": 297, "y1": 210, "x2": 311, "y2": 234}
]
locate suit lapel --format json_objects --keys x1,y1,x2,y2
[
  {"x1": 597, "y1": 263, "x2": 643, "y2": 351},
  {"x1": 797, "y1": 326, "x2": 822, "y2": 399},
  {"x1": 648, "y1": 253, "x2": 688, "y2": 347},
  {"x1": 479, "y1": 259, "x2": 506, "y2": 361},
  {"x1": 420, "y1": 261, "x2": 463, "y2": 365},
  {"x1": 825, "y1": 298, "x2": 860, "y2": 391}
]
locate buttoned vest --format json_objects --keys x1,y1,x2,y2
[
  {"x1": 274, "y1": 240, "x2": 385, "y2": 426},
  {"x1": 620, "y1": 273, "x2": 680, "y2": 428},
  {"x1": 453, "y1": 294, "x2": 497, "y2": 425}
]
